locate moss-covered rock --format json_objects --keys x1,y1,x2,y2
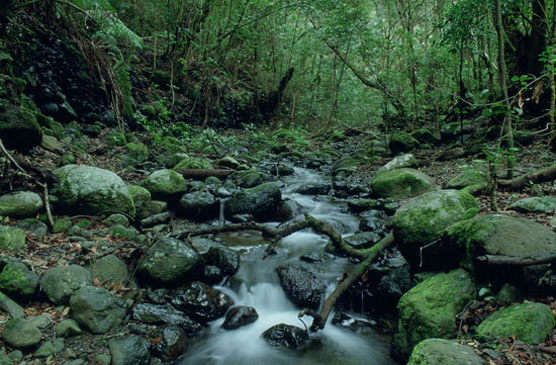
[
  {"x1": 53, "y1": 217, "x2": 72, "y2": 233},
  {"x1": 141, "y1": 169, "x2": 188, "y2": 200},
  {"x1": 476, "y1": 302, "x2": 554, "y2": 344},
  {"x1": 70, "y1": 285, "x2": 127, "y2": 334},
  {"x1": 124, "y1": 142, "x2": 149, "y2": 163},
  {"x1": 88, "y1": 255, "x2": 128, "y2": 285},
  {"x1": 126, "y1": 185, "x2": 152, "y2": 219},
  {"x1": 2, "y1": 318, "x2": 42, "y2": 348},
  {"x1": 377, "y1": 154, "x2": 418, "y2": 175},
  {"x1": 389, "y1": 132, "x2": 419, "y2": 154},
  {"x1": 40, "y1": 265, "x2": 92, "y2": 305},
  {"x1": 0, "y1": 261, "x2": 38, "y2": 297},
  {"x1": 225, "y1": 182, "x2": 281, "y2": 221},
  {"x1": 0, "y1": 192, "x2": 44, "y2": 218},
  {"x1": 445, "y1": 166, "x2": 488, "y2": 190},
  {"x1": 371, "y1": 168, "x2": 434, "y2": 199},
  {"x1": 235, "y1": 169, "x2": 269, "y2": 188},
  {"x1": 407, "y1": 338, "x2": 485, "y2": 365},
  {"x1": 174, "y1": 157, "x2": 213, "y2": 170},
  {"x1": 0, "y1": 226, "x2": 26, "y2": 252},
  {"x1": 393, "y1": 190, "x2": 479, "y2": 268},
  {"x1": 53, "y1": 165, "x2": 135, "y2": 218},
  {"x1": 0, "y1": 103, "x2": 42, "y2": 150},
  {"x1": 391, "y1": 269, "x2": 477, "y2": 362},
  {"x1": 508, "y1": 196, "x2": 556, "y2": 214}
]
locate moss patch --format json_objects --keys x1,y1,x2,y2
[{"x1": 371, "y1": 168, "x2": 434, "y2": 199}]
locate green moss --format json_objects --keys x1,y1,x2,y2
[
  {"x1": 407, "y1": 339, "x2": 484, "y2": 365},
  {"x1": 53, "y1": 218, "x2": 73, "y2": 233},
  {"x1": 0, "y1": 262, "x2": 38, "y2": 296},
  {"x1": 105, "y1": 131, "x2": 126, "y2": 147},
  {"x1": 74, "y1": 219, "x2": 91, "y2": 229},
  {"x1": 0, "y1": 226, "x2": 26, "y2": 251},
  {"x1": 173, "y1": 157, "x2": 213, "y2": 170},
  {"x1": 371, "y1": 168, "x2": 434, "y2": 199},
  {"x1": 124, "y1": 142, "x2": 149, "y2": 163},
  {"x1": 476, "y1": 302, "x2": 555, "y2": 344}
]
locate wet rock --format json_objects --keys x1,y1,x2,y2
[
  {"x1": 389, "y1": 132, "x2": 419, "y2": 154},
  {"x1": 225, "y1": 182, "x2": 281, "y2": 221},
  {"x1": 300, "y1": 253, "x2": 330, "y2": 263},
  {"x1": 40, "y1": 265, "x2": 92, "y2": 304},
  {"x1": 332, "y1": 312, "x2": 377, "y2": 334},
  {"x1": 377, "y1": 154, "x2": 418, "y2": 175},
  {"x1": 0, "y1": 191, "x2": 43, "y2": 218},
  {"x1": 276, "y1": 263, "x2": 325, "y2": 310},
  {"x1": 391, "y1": 269, "x2": 477, "y2": 362},
  {"x1": 137, "y1": 237, "x2": 203, "y2": 287},
  {"x1": 178, "y1": 191, "x2": 219, "y2": 221},
  {"x1": 0, "y1": 260, "x2": 38, "y2": 297},
  {"x1": 140, "y1": 212, "x2": 171, "y2": 228},
  {"x1": 2, "y1": 318, "x2": 42, "y2": 348},
  {"x1": 109, "y1": 335, "x2": 150, "y2": 365},
  {"x1": 366, "y1": 253, "x2": 413, "y2": 311},
  {"x1": 407, "y1": 339, "x2": 485, "y2": 365},
  {"x1": 358, "y1": 209, "x2": 388, "y2": 232},
  {"x1": 70, "y1": 286, "x2": 127, "y2": 334},
  {"x1": 55, "y1": 319, "x2": 81, "y2": 337},
  {"x1": 132, "y1": 303, "x2": 202, "y2": 334},
  {"x1": 345, "y1": 232, "x2": 382, "y2": 249},
  {"x1": 222, "y1": 306, "x2": 259, "y2": 330},
  {"x1": 262, "y1": 323, "x2": 309, "y2": 350},
  {"x1": 202, "y1": 265, "x2": 224, "y2": 284},
  {"x1": 171, "y1": 282, "x2": 233, "y2": 322},
  {"x1": 53, "y1": 165, "x2": 135, "y2": 218},
  {"x1": 291, "y1": 183, "x2": 331, "y2": 195},
  {"x1": 347, "y1": 199, "x2": 379, "y2": 214},
  {"x1": 88, "y1": 254, "x2": 128, "y2": 285},
  {"x1": 203, "y1": 247, "x2": 240, "y2": 276},
  {"x1": 141, "y1": 169, "x2": 188, "y2": 200},
  {"x1": 0, "y1": 226, "x2": 26, "y2": 252},
  {"x1": 235, "y1": 169, "x2": 269, "y2": 188},
  {"x1": 476, "y1": 302, "x2": 554, "y2": 344},
  {"x1": 153, "y1": 324, "x2": 188, "y2": 362},
  {"x1": 371, "y1": 168, "x2": 434, "y2": 199},
  {"x1": 507, "y1": 196, "x2": 556, "y2": 214},
  {"x1": 393, "y1": 190, "x2": 479, "y2": 269}
]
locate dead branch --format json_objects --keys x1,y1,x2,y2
[
  {"x1": 497, "y1": 164, "x2": 556, "y2": 191},
  {"x1": 475, "y1": 252, "x2": 556, "y2": 266}
]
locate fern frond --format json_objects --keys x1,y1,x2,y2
[{"x1": 90, "y1": 10, "x2": 143, "y2": 49}]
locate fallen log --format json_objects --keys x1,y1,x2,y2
[
  {"x1": 475, "y1": 252, "x2": 556, "y2": 266},
  {"x1": 497, "y1": 164, "x2": 556, "y2": 191},
  {"x1": 173, "y1": 168, "x2": 234, "y2": 180}
]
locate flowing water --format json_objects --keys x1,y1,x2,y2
[{"x1": 179, "y1": 168, "x2": 396, "y2": 365}]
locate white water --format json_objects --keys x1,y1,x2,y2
[{"x1": 179, "y1": 168, "x2": 396, "y2": 365}]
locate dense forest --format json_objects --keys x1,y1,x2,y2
[{"x1": 0, "y1": 1, "x2": 555, "y2": 364}]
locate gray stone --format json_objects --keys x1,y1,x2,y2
[
  {"x1": 126, "y1": 185, "x2": 152, "y2": 219},
  {"x1": 407, "y1": 339, "x2": 485, "y2": 365},
  {"x1": 0, "y1": 291, "x2": 25, "y2": 318},
  {"x1": 35, "y1": 341, "x2": 55, "y2": 358},
  {"x1": 88, "y1": 255, "x2": 128, "y2": 285},
  {"x1": 2, "y1": 318, "x2": 42, "y2": 348},
  {"x1": 103, "y1": 213, "x2": 130, "y2": 227},
  {"x1": 140, "y1": 212, "x2": 171, "y2": 228},
  {"x1": 0, "y1": 192, "x2": 43, "y2": 218},
  {"x1": 141, "y1": 169, "x2": 188, "y2": 199},
  {"x1": 53, "y1": 165, "x2": 135, "y2": 218},
  {"x1": 70, "y1": 286, "x2": 127, "y2": 334},
  {"x1": 109, "y1": 335, "x2": 150, "y2": 365},
  {"x1": 24, "y1": 314, "x2": 52, "y2": 329},
  {"x1": 55, "y1": 319, "x2": 82, "y2": 337},
  {"x1": 508, "y1": 196, "x2": 556, "y2": 214},
  {"x1": 137, "y1": 238, "x2": 203, "y2": 286},
  {"x1": 377, "y1": 154, "x2": 418, "y2": 174},
  {"x1": 17, "y1": 219, "x2": 48, "y2": 238},
  {"x1": 40, "y1": 265, "x2": 92, "y2": 305}
]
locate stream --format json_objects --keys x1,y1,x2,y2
[{"x1": 179, "y1": 168, "x2": 396, "y2": 364}]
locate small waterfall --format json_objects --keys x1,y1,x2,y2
[{"x1": 218, "y1": 198, "x2": 226, "y2": 223}]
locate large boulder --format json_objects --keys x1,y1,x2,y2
[
  {"x1": 276, "y1": 263, "x2": 326, "y2": 310},
  {"x1": 171, "y1": 281, "x2": 233, "y2": 323},
  {"x1": 371, "y1": 168, "x2": 434, "y2": 199},
  {"x1": 393, "y1": 190, "x2": 479, "y2": 268},
  {"x1": 389, "y1": 132, "x2": 419, "y2": 154},
  {"x1": 137, "y1": 237, "x2": 203, "y2": 287},
  {"x1": 377, "y1": 154, "x2": 418, "y2": 175},
  {"x1": 224, "y1": 182, "x2": 281, "y2": 221},
  {"x1": 476, "y1": 302, "x2": 554, "y2": 344},
  {"x1": 391, "y1": 269, "x2": 477, "y2": 362},
  {"x1": 40, "y1": 265, "x2": 92, "y2": 304},
  {"x1": 0, "y1": 103, "x2": 42, "y2": 150},
  {"x1": 0, "y1": 192, "x2": 43, "y2": 218},
  {"x1": 507, "y1": 196, "x2": 556, "y2": 214},
  {"x1": 140, "y1": 169, "x2": 188, "y2": 200},
  {"x1": 178, "y1": 191, "x2": 219, "y2": 221},
  {"x1": 438, "y1": 214, "x2": 556, "y2": 290},
  {"x1": 407, "y1": 339, "x2": 485, "y2": 365},
  {"x1": 53, "y1": 165, "x2": 135, "y2": 218},
  {"x1": 70, "y1": 285, "x2": 127, "y2": 334}
]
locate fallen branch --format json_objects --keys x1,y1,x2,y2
[
  {"x1": 174, "y1": 168, "x2": 234, "y2": 180},
  {"x1": 302, "y1": 232, "x2": 395, "y2": 332},
  {"x1": 497, "y1": 164, "x2": 556, "y2": 191},
  {"x1": 475, "y1": 252, "x2": 556, "y2": 266}
]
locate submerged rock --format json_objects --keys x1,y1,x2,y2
[
  {"x1": 262, "y1": 323, "x2": 309, "y2": 350},
  {"x1": 171, "y1": 281, "x2": 233, "y2": 322},
  {"x1": 222, "y1": 306, "x2": 259, "y2": 330},
  {"x1": 407, "y1": 338, "x2": 485, "y2": 365},
  {"x1": 371, "y1": 168, "x2": 434, "y2": 199},
  {"x1": 276, "y1": 263, "x2": 325, "y2": 310}
]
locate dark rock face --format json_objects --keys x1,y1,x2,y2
[
  {"x1": 153, "y1": 324, "x2": 189, "y2": 362},
  {"x1": 224, "y1": 183, "x2": 281, "y2": 221},
  {"x1": 203, "y1": 247, "x2": 240, "y2": 276},
  {"x1": 178, "y1": 191, "x2": 219, "y2": 221},
  {"x1": 262, "y1": 323, "x2": 309, "y2": 350},
  {"x1": 367, "y1": 253, "x2": 413, "y2": 312},
  {"x1": 171, "y1": 282, "x2": 234, "y2": 322},
  {"x1": 291, "y1": 183, "x2": 331, "y2": 196},
  {"x1": 132, "y1": 303, "x2": 203, "y2": 335},
  {"x1": 0, "y1": 104, "x2": 42, "y2": 150},
  {"x1": 222, "y1": 306, "x2": 259, "y2": 330},
  {"x1": 276, "y1": 263, "x2": 326, "y2": 310}
]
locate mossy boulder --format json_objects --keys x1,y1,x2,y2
[
  {"x1": 53, "y1": 165, "x2": 136, "y2": 218},
  {"x1": 0, "y1": 261, "x2": 38, "y2": 297},
  {"x1": 217, "y1": 156, "x2": 241, "y2": 170},
  {"x1": 235, "y1": 169, "x2": 269, "y2": 188},
  {"x1": 0, "y1": 226, "x2": 26, "y2": 252},
  {"x1": 137, "y1": 237, "x2": 203, "y2": 287},
  {"x1": 407, "y1": 338, "x2": 485, "y2": 365},
  {"x1": 40, "y1": 265, "x2": 92, "y2": 305},
  {"x1": 0, "y1": 191, "x2": 44, "y2": 218},
  {"x1": 88, "y1": 254, "x2": 128, "y2": 285},
  {"x1": 391, "y1": 269, "x2": 477, "y2": 362},
  {"x1": 124, "y1": 142, "x2": 149, "y2": 163},
  {"x1": 476, "y1": 302, "x2": 554, "y2": 344},
  {"x1": 2, "y1": 318, "x2": 42, "y2": 348},
  {"x1": 377, "y1": 154, "x2": 418, "y2": 175},
  {"x1": 508, "y1": 196, "x2": 556, "y2": 214},
  {"x1": 371, "y1": 168, "x2": 434, "y2": 199},
  {"x1": 445, "y1": 167, "x2": 488, "y2": 190},
  {"x1": 173, "y1": 157, "x2": 213, "y2": 170},
  {"x1": 393, "y1": 190, "x2": 479, "y2": 268},
  {"x1": 0, "y1": 103, "x2": 42, "y2": 150},
  {"x1": 126, "y1": 185, "x2": 152, "y2": 219},
  {"x1": 225, "y1": 182, "x2": 281, "y2": 221},
  {"x1": 70, "y1": 285, "x2": 127, "y2": 334},
  {"x1": 141, "y1": 169, "x2": 188, "y2": 200},
  {"x1": 389, "y1": 132, "x2": 419, "y2": 154}
]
